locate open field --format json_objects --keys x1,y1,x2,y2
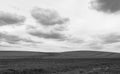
[{"x1": 0, "y1": 51, "x2": 120, "y2": 74}]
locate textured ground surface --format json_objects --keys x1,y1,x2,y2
[{"x1": 0, "y1": 51, "x2": 120, "y2": 74}]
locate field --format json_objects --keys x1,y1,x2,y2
[{"x1": 0, "y1": 58, "x2": 120, "y2": 74}]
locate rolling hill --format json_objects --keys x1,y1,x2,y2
[{"x1": 0, "y1": 51, "x2": 120, "y2": 59}]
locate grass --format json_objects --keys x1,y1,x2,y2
[
  {"x1": 0, "y1": 51, "x2": 120, "y2": 74},
  {"x1": 0, "y1": 58, "x2": 120, "y2": 74}
]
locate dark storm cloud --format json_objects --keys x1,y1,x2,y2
[
  {"x1": 31, "y1": 7, "x2": 69, "y2": 26},
  {"x1": 0, "y1": 11, "x2": 25, "y2": 26},
  {"x1": 0, "y1": 33, "x2": 37, "y2": 44},
  {"x1": 29, "y1": 31, "x2": 66, "y2": 40},
  {"x1": 91, "y1": 0, "x2": 120, "y2": 13},
  {"x1": 100, "y1": 33, "x2": 120, "y2": 44}
]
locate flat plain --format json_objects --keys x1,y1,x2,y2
[{"x1": 0, "y1": 51, "x2": 120, "y2": 74}]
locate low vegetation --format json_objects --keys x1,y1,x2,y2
[{"x1": 0, "y1": 59, "x2": 120, "y2": 74}]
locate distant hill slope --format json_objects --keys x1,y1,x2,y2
[
  {"x1": 0, "y1": 51, "x2": 46, "y2": 59},
  {"x1": 0, "y1": 51, "x2": 120, "y2": 59},
  {"x1": 46, "y1": 51, "x2": 120, "y2": 58}
]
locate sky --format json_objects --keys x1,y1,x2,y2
[{"x1": 0, "y1": 0, "x2": 120, "y2": 52}]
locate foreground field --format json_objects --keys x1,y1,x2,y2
[
  {"x1": 0, "y1": 51, "x2": 120, "y2": 74},
  {"x1": 0, "y1": 58, "x2": 120, "y2": 74}
]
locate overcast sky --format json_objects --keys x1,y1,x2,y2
[{"x1": 0, "y1": 0, "x2": 120, "y2": 52}]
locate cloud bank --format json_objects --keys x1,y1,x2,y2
[
  {"x1": 91, "y1": 0, "x2": 120, "y2": 14},
  {"x1": 0, "y1": 32, "x2": 37, "y2": 45},
  {"x1": 28, "y1": 7, "x2": 70, "y2": 42},
  {"x1": 29, "y1": 31, "x2": 67, "y2": 41},
  {"x1": 0, "y1": 11, "x2": 25, "y2": 26},
  {"x1": 31, "y1": 7, "x2": 69, "y2": 26},
  {"x1": 100, "y1": 33, "x2": 120, "y2": 44}
]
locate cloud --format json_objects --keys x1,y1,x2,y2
[
  {"x1": 0, "y1": 32, "x2": 37, "y2": 44},
  {"x1": 85, "y1": 33, "x2": 120, "y2": 50},
  {"x1": 0, "y1": 33, "x2": 21, "y2": 44},
  {"x1": 65, "y1": 36, "x2": 84, "y2": 44},
  {"x1": 28, "y1": 7, "x2": 70, "y2": 42},
  {"x1": 86, "y1": 41, "x2": 103, "y2": 49},
  {"x1": 31, "y1": 7, "x2": 69, "y2": 26},
  {"x1": 91, "y1": 0, "x2": 120, "y2": 14},
  {"x1": 29, "y1": 31, "x2": 67, "y2": 41},
  {"x1": 100, "y1": 33, "x2": 120, "y2": 44},
  {"x1": 0, "y1": 11, "x2": 25, "y2": 26}
]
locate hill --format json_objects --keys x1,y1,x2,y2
[{"x1": 0, "y1": 51, "x2": 120, "y2": 59}]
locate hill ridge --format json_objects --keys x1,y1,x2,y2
[{"x1": 0, "y1": 51, "x2": 119, "y2": 59}]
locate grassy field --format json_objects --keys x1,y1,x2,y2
[
  {"x1": 0, "y1": 51, "x2": 120, "y2": 74},
  {"x1": 0, "y1": 58, "x2": 120, "y2": 74}
]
